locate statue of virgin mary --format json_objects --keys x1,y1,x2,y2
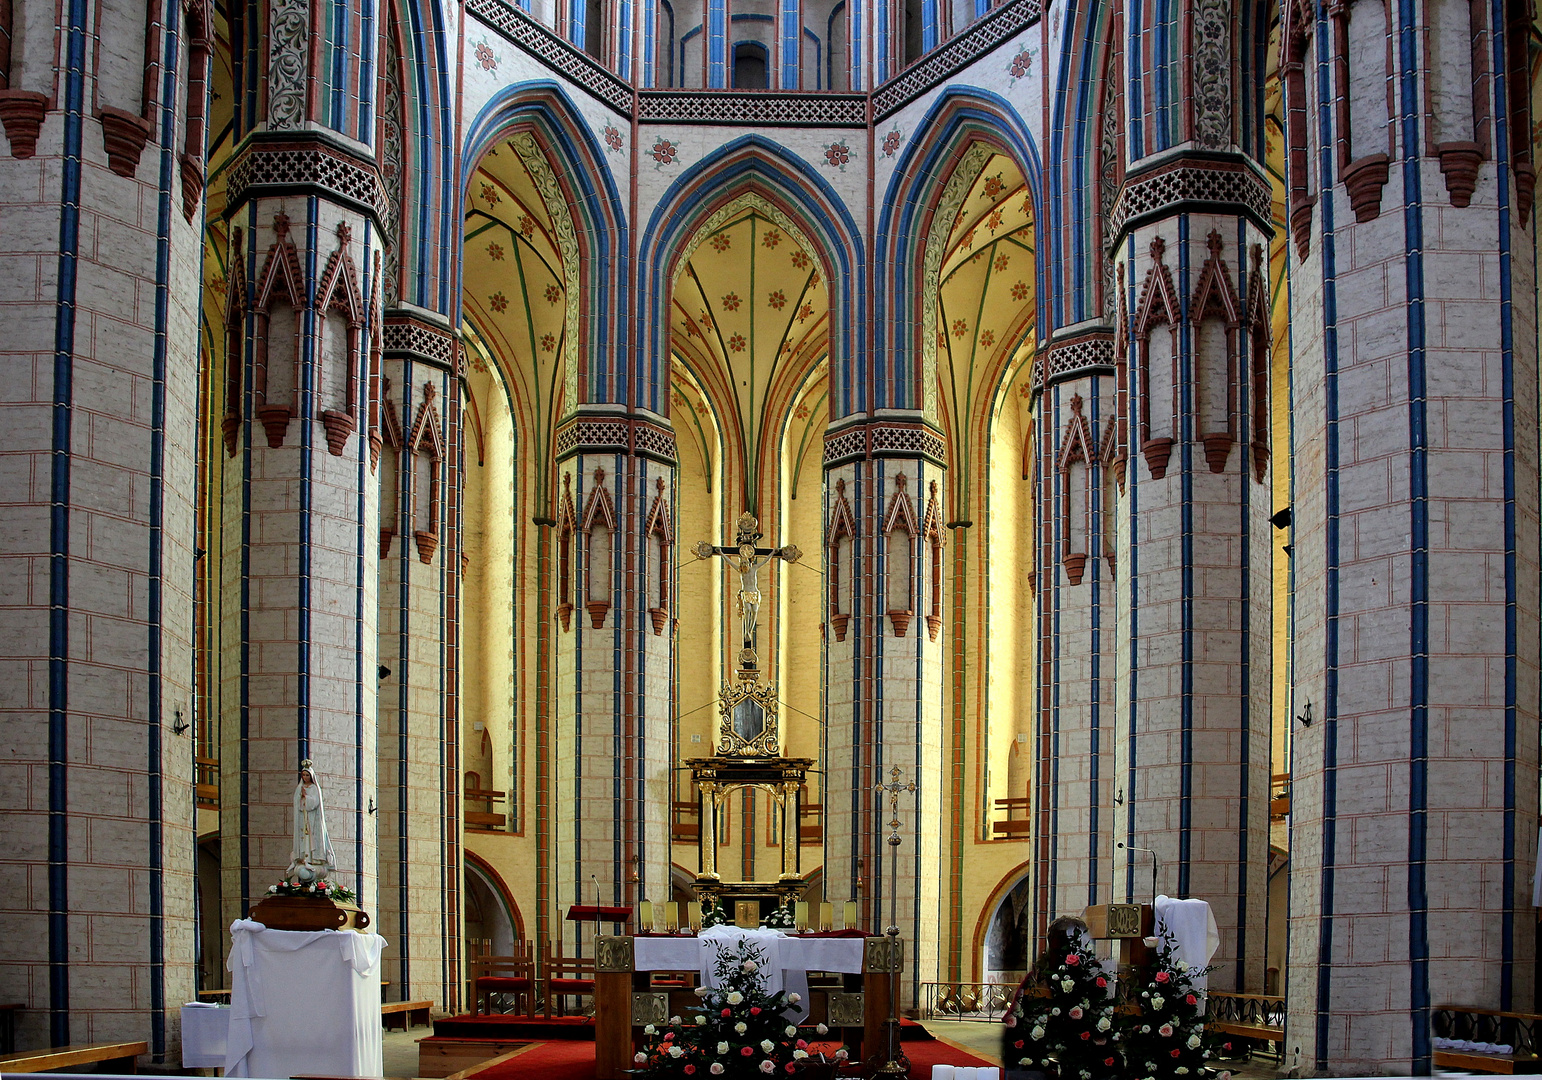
[{"x1": 286, "y1": 759, "x2": 336, "y2": 883}]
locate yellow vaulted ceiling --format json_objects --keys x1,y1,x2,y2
[{"x1": 669, "y1": 201, "x2": 830, "y2": 514}]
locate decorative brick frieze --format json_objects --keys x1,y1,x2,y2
[
  {"x1": 1038, "y1": 327, "x2": 1115, "y2": 391},
  {"x1": 822, "y1": 419, "x2": 947, "y2": 468},
  {"x1": 383, "y1": 310, "x2": 458, "y2": 372},
  {"x1": 98, "y1": 106, "x2": 154, "y2": 177},
  {"x1": 553, "y1": 415, "x2": 678, "y2": 464},
  {"x1": 224, "y1": 132, "x2": 388, "y2": 226},
  {"x1": 640, "y1": 91, "x2": 867, "y2": 127},
  {"x1": 872, "y1": 0, "x2": 1041, "y2": 119},
  {"x1": 1106, "y1": 153, "x2": 1272, "y2": 253},
  {"x1": 465, "y1": 0, "x2": 632, "y2": 112},
  {"x1": 0, "y1": 89, "x2": 48, "y2": 158}
]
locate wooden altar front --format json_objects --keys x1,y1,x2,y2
[{"x1": 592, "y1": 935, "x2": 903, "y2": 1080}]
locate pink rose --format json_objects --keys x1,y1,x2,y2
[
  {"x1": 1155, "y1": 971, "x2": 1170, "y2": 983},
  {"x1": 742, "y1": 1047, "x2": 754, "y2": 1057},
  {"x1": 1065, "y1": 953, "x2": 1080, "y2": 966}
]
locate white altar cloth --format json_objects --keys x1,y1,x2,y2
[
  {"x1": 180, "y1": 1003, "x2": 230, "y2": 1069},
  {"x1": 632, "y1": 927, "x2": 865, "y2": 1024},
  {"x1": 225, "y1": 919, "x2": 386, "y2": 1078}
]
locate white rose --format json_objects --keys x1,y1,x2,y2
[
  {"x1": 1187, "y1": 1034, "x2": 1202, "y2": 1049},
  {"x1": 793, "y1": 1049, "x2": 807, "y2": 1060},
  {"x1": 717, "y1": 1042, "x2": 729, "y2": 1054},
  {"x1": 816, "y1": 1024, "x2": 828, "y2": 1035},
  {"x1": 788, "y1": 993, "x2": 801, "y2": 1004},
  {"x1": 1096, "y1": 1017, "x2": 1111, "y2": 1031},
  {"x1": 695, "y1": 986, "x2": 711, "y2": 997},
  {"x1": 1152, "y1": 995, "x2": 1165, "y2": 1010},
  {"x1": 1140, "y1": 1025, "x2": 1151, "y2": 1033},
  {"x1": 727, "y1": 992, "x2": 744, "y2": 1005},
  {"x1": 835, "y1": 1050, "x2": 848, "y2": 1061},
  {"x1": 710, "y1": 1065, "x2": 724, "y2": 1076},
  {"x1": 634, "y1": 1053, "x2": 647, "y2": 1063},
  {"x1": 1051, "y1": 1008, "x2": 1061, "y2": 1016},
  {"x1": 743, "y1": 960, "x2": 758, "y2": 973},
  {"x1": 671, "y1": 1016, "x2": 681, "y2": 1025},
  {"x1": 1177, "y1": 960, "x2": 1189, "y2": 972},
  {"x1": 1176, "y1": 1070, "x2": 1189, "y2": 1076},
  {"x1": 697, "y1": 1015, "x2": 708, "y2": 1025},
  {"x1": 1030, "y1": 1026, "x2": 1046, "y2": 1040},
  {"x1": 759, "y1": 1061, "x2": 775, "y2": 1074},
  {"x1": 735, "y1": 1022, "x2": 748, "y2": 1034},
  {"x1": 1062, "y1": 979, "x2": 1075, "y2": 992},
  {"x1": 760, "y1": 1040, "x2": 775, "y2": 1053},
  {"x1": 669, "y1": 1046, "x2": 684, "y2": 1058},
  {"x1": 644, "y1": 1025, "x2": 656, "y2": 1035},
  {"x1": 785, "y1": 1026, "x2": 797, "y2": 1037}
]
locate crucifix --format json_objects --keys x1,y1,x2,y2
[{"x1": 692, "y1": 511, "x2": 801, "y2": 677}]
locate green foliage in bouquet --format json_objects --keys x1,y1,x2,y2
[
  {"x1": 266, "y1": 877, "x2": 356, "y2": 903},
  {"x1": 1003, "y1": 934, "x2": 1120, "y2": 1080},
  {"x1": 1119, "y1": 933, "x2": 1224, "y2": 1080},
  {"x1": 631, "y1": 938, "x2": 842, "y2": 1078}
]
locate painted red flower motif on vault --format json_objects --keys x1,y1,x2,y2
[
  {"x1": 882, "y1": 129, "x2": 903, "y2": 157},
  {"x1": 824, "y1": 141, "x2": 850, "y2": 169},
  {"x1": 979, "y1": 329, "x2": 996, "y2": 348},
  {"x1": 488, "y1": 291, "x2": 509, "y2": 313},
  {"x1": 519, "y1": 214, "x2": 535, "y2": 237},
  {"x1": 1011, "y1": 280, "x2": 1029, "y2": 300},
  {"x1": 790, "y1": 249, "x2": 810, "y2": 270},
  {"x1": 983, "y1": 173, "x2": 1004, "y2": 199},
  {"x1": 652, "y1": 139, "x2": 678, "y2": 165},
  {"x1": 767, "y1": 290, "x2": 787, "y2": 310},
  {"x1": 994, "y1": 252, "x2": 1011, "y2": 272},
  {"x1": 539, "y1": 333, "x2": 556, "y2": 353},
  {"x1": 603, "y1": 124, "x2": 623, "y2": 152},
  {"x1": 952, "y1": 319, "x2": 969, "y2": 338},
  {"x1": 727, "y1": 333, "x2": 747, "y2": 353},
  {"x1": 1010, "y1": 48, "x2": 1032, "y2": 80},
  {"x1": 721, "y1": 292, "x2": 742, "y2": 311},
  {"x1": 711, "y1": 233, "x2": 732, "y2": 253},
  {"x1": 475, "y1": 42, "x2": 497, "y2": 70},
  {"x1": 486, "y1": 242, "x2": 504, "y2": 261},
  {"x1": 544, "y1": 284, "x2": 561, "y2": 304},
  {"x1": 479, "y1": 182, "x2": 500, "y2": 207},
  {"x1": 762, "y1": 229, "x2": 782, "y2": 249}
]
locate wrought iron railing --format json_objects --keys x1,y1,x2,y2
[
  {"x1": 1205, "y1": 991, "x2": 1284, "y2": 1033},
  {"x1": 1432, "y1": 1007, "x2": 1542, "y2": 1056},
  {"x1": 921, "y1": 981, "x2": 1017, "y2": 1022}
]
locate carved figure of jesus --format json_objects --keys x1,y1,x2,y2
[{"x1": 729, "y1": 542, "x2": 775, "y2": 658}]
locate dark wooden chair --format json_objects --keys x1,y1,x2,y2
[
  {"x1": 472, "y1": 939, "x2": 536, "y2": 1016},
  {"x1": 542, "y1": 937, "x2": 596, "y2": 1018}
]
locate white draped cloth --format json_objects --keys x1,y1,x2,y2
[
  {"x1": 225, "y1": 919, "x2": 386, "y2": 1078},
  {"x1": 1153, "y1": 896, "x2": 1220, "y2": 1003},
  {"x1": 632, "y1": 926, "x2": 866, "y2": 1024}
]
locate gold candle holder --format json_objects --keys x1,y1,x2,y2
[
  {"x1": 639, "y1": 900, "x2": 654, "y2": 933},
  {"x1": 819, "y1": 902, "x2": 834, "y2": 932},
  {"x1": 794, "y1": 901, "x2": 809, "y2": 934},
  {"x1": 842, "y1": 900, "x2": 858, "y2": 931},
  {"x1": 686, "y1": 901, "x2": 701, "y2": 933},
  {"x1": 665, "y1": 901, "x2": 679, "y2": 933}
]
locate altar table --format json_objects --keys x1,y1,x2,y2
[
  {"x1": 224, "y1": 919, "x2": 386, "y2": 1078},
  {"x1": 595, "y1": 928, "x2": 901, "y2": 1080}
]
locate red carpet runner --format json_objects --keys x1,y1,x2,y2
[{"x1": 465, "y1": 1032, "x2": 997, "y2": 1080}]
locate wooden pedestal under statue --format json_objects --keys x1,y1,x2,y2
[{"x1": 250, "y1": 894, "x2": 371, "y2": 932}]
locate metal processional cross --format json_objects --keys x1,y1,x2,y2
[{"x1": 692, "y1": 511, "x2": 801, "y2": 677}]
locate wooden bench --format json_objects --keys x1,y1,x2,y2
[
  {"x1": 991, "y1": 795, "x2": 1031, "y2": 837},
  {"x1": 1433, "y1": 1006, "x2": 1542, "y2": 1073},
  {"x1": 1205, "y1": 992, "x2": 1283, "y2": 1062},
  {"x1": 381, "y1": 999, "x2": 433, "y2": 1031},
  {"x1": 0, "y1": 1039, "x2": 148, "y2": 1073}
]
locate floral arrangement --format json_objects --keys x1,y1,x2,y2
[
  {"x1": 1120, "y1": 933, "x2": 1224, "y2": 1080},
  {"x1": 760, "y1": 905, "x2": 796, "y2": 930},
  {"x1": 699, "y1": 898, "x2": 728, "y2": 929},
  {"x1": 1003, "y1": 933, "x2": 1120, "y2": 1080},
  {"x1": 267, "y1": 877, "x2": 356, "y2": 903},
  {"x1": 631, "y1": 938, "x2": 842, "y2": 1078}
]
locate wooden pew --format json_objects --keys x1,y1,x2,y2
[
  {"x1": 1433, "y1": 1006, "x2": 1542, "y2": 1074},
  {"x1": 0, "y1": 1040, "x2": 148, "y2": 1073},
  {"x1": 381, "y1": 999, "x2": 433, "y2": 1030}
]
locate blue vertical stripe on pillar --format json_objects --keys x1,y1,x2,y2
[
  {"x1": 1312, "y1": 3, "x2": 1340, "y2": 1065},
  {"x1": 708, "y1": 0, "x2": 728, "y2": 87},
  {"x1": 1489, "y1": 0, "x2": 1519, "y2": 1011},
  {"x1": 48, "y1": 0, "x2": 89, "y2": 1047},
  {"x1": 357, "y1": 0, "x2": 375, "y2": 141},
  {"x1": 781, "y1": 0, "x2": 800, "y2": 87},
  {"x1": 298, "y1": 203, "x2": 321, "y2": 754},
  {"x1": 1124, "y1": 233, "x2": 1140, "y2": 904},
  {"x1": 1395, "y1": 0, "x2": 1430, "y2": 1068},
  {"x1": 1176, "y1": 215, "x2": 1193, "y2": 898}
]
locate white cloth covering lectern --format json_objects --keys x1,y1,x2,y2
[{"x1": 224, "y1": 918, "x2": 386, "y2": 1078}]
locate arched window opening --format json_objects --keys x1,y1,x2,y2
[
  {"x1": 584, "y1": 0, "x2": 604, "y2": 58},
  {"x1": 733, "y1": 42, "x2": 768, "y2": 88},
  {"x1": 902, "y1": 0, "x2": 924, "y2": 65}
]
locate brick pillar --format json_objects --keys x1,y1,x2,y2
[
  {"x1": 1282, "y1": 0, "x2": 1540, "y2": 1068},
  {"x1": 820, "y1": 414, "x2": 947, "y2": 1003},
  {"x1": 375, "y1": 311, "x2": 462, "y2": 1009},
  {"x1": 549, "y1": 414, "x2": 676, "y2": 949},
  {"x1": 1028, "y1": 345, "x2": 1117, "y2": 933},
  {"x1": 1108, "y1": 209, "x2": 1273, "y2": 993},
  {"x1": 0, "y1": 0, "x2": 204, "y2": 1054}
]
